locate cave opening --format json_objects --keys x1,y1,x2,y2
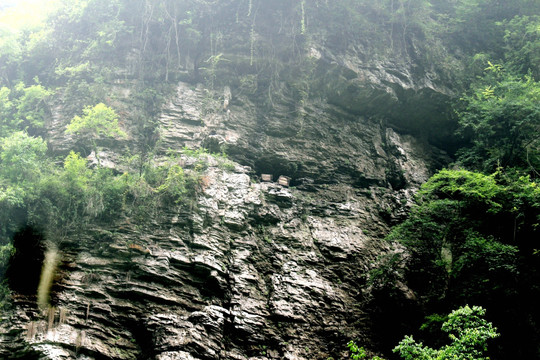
[
  {"x1": 254, "y1": 155, "x2": 301, "y2": 185},
  {"x1": 6, "y1": 226, "x2": 46, "y2": 296}
]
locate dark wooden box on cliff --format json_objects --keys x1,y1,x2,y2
[
  {"x1": 261, "y1": 174, "x2": 273, "y2": 182},
  {"x1": 277, "y1": 176, "x2": 290, "y2": 187}
]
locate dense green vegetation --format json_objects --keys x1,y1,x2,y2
[
  {"x1": 368, "y1": 15, "x2": 540, "y2": 356},
  {"x1": 0, "y1": 133, "x2": 206, "y2": 303},
  {"x1": 0, "y1": 0, "x2": 539, "y2": 359},
  {"x1": 369, "y1": 49, "x2": 540, "y2": 356},
  {"x1": 457, "y1": 64, "x2": 540, "y2": 172},
  {"x1": 371, "y1": 169, "x2": 540, "y2": 356}
]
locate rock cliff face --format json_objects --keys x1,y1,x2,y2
[
  {"x1": 0, "y1": 77, "x2": 449, "y2": 359},
  {"x1": 0, "y1": 7, "x2": 453, "y2": 357}
]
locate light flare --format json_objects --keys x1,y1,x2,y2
[{"x1": 37, "y1": 244, "x2": 59, "y2": 310}]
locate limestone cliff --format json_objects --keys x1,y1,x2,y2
[
  {"x1": 0, "y1": 1, "x2": 455, "y2": 359},
  {"x1": 0, "y1": 81, "x2": 449, "y2": 359}
]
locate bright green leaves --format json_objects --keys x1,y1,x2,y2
[
  {"x1": 347, "y1": 341, "x2": 385, "y2": 360},
  {"x1": 0, "y1": 82, "x2": 51, "y2": 137},
  {"x1": 347, "y1": 340, "x2": 367, "y2": 359},
  {"x1": 0, "y1": 131, "x2": 46, "y2": 184},
  {"x1": 66, "y1": 103, "x2": 126, "y2": 166},
  {"x1": 0, "y1": 132, "x2": 49, "y2": 225},
  {"x1": 418, "y1": 169, "x2": 502, "y2": 212},
  {"x1": 393, "y1": 336, "x2": 437, "y2": 360},
  {"x1": 13, "y1": 82, "x2": 51, "y2": 132},
  {"x1": 66, "y1": 103, "x2": 126, "y2": 139},
  {"x1": 394, "y1": 306, "x2": 499, "y2": 360},
  {"x1": 63, "y1": 151, "x2": 91, "y2": 190}
]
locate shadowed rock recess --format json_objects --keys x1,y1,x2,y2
[{"x1": 0, "y1": 4, "x2": 455, "y2": 360}]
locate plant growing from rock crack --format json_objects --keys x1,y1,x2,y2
[
  {"x1": 347, "y1": 340, "x2": 385, "y2": 360},
  {"x1": 66, "y1": 103, "x2": 126, "y2": 166}
]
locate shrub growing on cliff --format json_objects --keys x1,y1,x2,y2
[
  {"x1": 457, "y1": 63, "x2": 540, "y2": 173},
  {"x1": 393, "y1": 305, "x2": 499, "y2": 360},
  {"x1": 13, "y1": 82, "x2": 51, "y2": 134},
  {"x1": 0, "y1": 131, "x2": 47, "y2": 184},
  {"x1": 347, "y1": 340, "x2": 385, "y2": 360},
  {"x1": 66, "y1": 103, "x2": 126, "y2": 165},
  {"x1": 0, "y1": 83, "x2": 51, "y2": 137}
]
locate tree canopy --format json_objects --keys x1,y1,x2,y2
[{"x1": 457, "y1": 65, "x2": 540, "y2": 173}]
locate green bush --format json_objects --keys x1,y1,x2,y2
[
  {"x1": 394, "y1": 305, "x2": 499, "y2": 360},
  {"x1": 0, "y1": 131, "x2": 47, "y2": 184},
  {"x1": 13, "y1": 82, "x2": 51, "y2": 133},
  {"x1": 457, "y1": 65, "x2": 540, "y2": 173},
  {"x1": 66, "y1": 103, "x2": 126, "y2": 166}
]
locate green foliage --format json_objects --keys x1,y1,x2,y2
[
  {"x1": 13, "y1": 82, "x2": 51, "y2": 133},
  {"x1": 0, "y1": 82, "x2": 51, "y2": 137},
  {"x1": 375, "y1": 168, "x2": 540, "y2": 358},
  {"x1": 381, "y1": 169, "x2": 529, "y2": 299},
  {"x1": 457, "y1": 65, "x2": 540, "y2": 173},
  {"x1": 347, "y1": 341, "x2": 367, "y2": 359},
  {"x1": 0, "y1": 131, "x2": 46, "y2": 183},
  {"x1": 0, "y1": 87, "x2": 14, "y2": 137},
  {"x1": 418, "y1": 169, "x2": 502, "y2": 211},
  {"x1": 0, "y1": 24, "x2": 21, "y2": 85},
  {"x1": 394, "y1": 305, "x2": 499, "y2": 360},
  {"x1": 66, "y1": 103, "x2": 126, "y2": 166},
  {"x1": 155, "y1": 162, "x2": 187, "y2": 204},
  {"x1": 66, "y1": 103, "x2": 126, "y2": 139},
  {"x1": 500, "y1": 15, "x2": 540, "y2": 79},
  {"x1": 0, "y1": 143, "x2": 208, "y2": 273},
  {"x1": 63, "y1": 151, "x2": 91, "y2": 189},
  {"x1": 347, "y1": 341, "x2": 385, "y2": 360}
]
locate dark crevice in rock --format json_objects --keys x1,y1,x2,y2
[
  {"x1": 221, "y1": 244, "x2": 235, "y2": 354},
  {"x1": 123, "y1": 319, "x2": 155, "y2": 360},
  {"x1": 367, "y1": 291, "x2": 423, "y2": 355},
  {"x1": 7, "y1": 226, "x2": 46, "y2": 296}
]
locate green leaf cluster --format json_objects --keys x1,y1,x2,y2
[
  {"x1": 0, "y1": 82, "x2": 51, "y2": 137},
  {"x1": 66, "y1": 103, "x2": 126, "y2": 139},
  {"x1": 457, "y1": 68, "x2": 540, "y2": 172},
  {"x1": 347, "y1": 340, "x2": 385, "y2": 360},
  {"x1": 500, "y1": 15, "x2": 540, "y2": 79},
  {"x1": 394, "y1": 305, "x2": 499, "y2": 360}
]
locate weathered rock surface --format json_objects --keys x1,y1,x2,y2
[
  {"x1": 0, "y1": 77, "x2": 449, "y2": 358},
  {"x1": 159, "y1": 81, "x2": 448, "y2": 190},
  {"x1": 307, "y1": 44, "x2": 456, "y2": 144},
  {"x1": 0, "y1": 16, "x2": 453, "y2": 356}
]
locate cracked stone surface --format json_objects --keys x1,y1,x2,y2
[{"x1": 0, "y1": 38, "x2": 451, "y2": 359}]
